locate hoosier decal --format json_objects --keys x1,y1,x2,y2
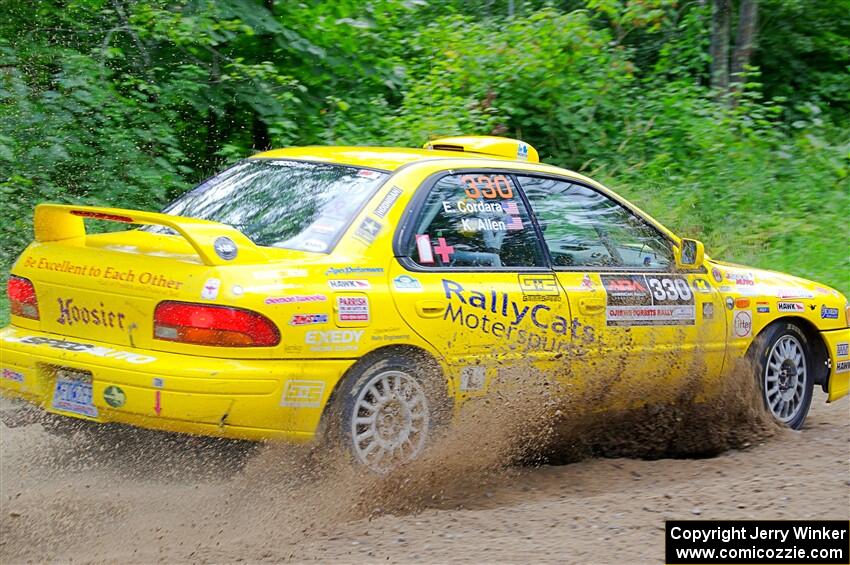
[{"x1": 601, "y1": 274, "x2": 695, "y2": 326}]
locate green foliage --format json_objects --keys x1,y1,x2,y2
[{"x1": 0, "y1": 0, "x2": 847, "y2": 326}]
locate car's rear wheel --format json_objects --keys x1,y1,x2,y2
[
  {"x1": 753, "y1": 322, "x2": 814, "y2": 429},
  {"x1": 329, "y1": 351, "x2": 448, "y2": 473}
]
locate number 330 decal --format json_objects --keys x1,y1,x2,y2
[
  {"x1": 460, "y1": 174, "x2": 514, "y2": 199},
  {"x1": 647, "y1": 277, "x2": 693, "y2": 302}
]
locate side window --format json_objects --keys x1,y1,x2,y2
[
  {"x1": 517, "y1": 176, "x2": 673, "y2": 269},
  {"x1": 405, "y1": 173, "x2": 545, "y2": 268}
]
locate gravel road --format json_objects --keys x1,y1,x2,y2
[{"x1": 1, "y1": 389, "x2": 847, "y2": 564}]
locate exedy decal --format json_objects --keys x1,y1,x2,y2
[{"x1": 601, "y1": 274, "x2": 695, "y2": 326}]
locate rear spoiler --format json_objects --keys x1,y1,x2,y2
[{"x1": 33, "y1": 204, "x2": 268, "y2": 266}]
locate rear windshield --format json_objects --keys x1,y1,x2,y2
[{"x1": 157, "y1": 159, "x2": 388, "y2": 253}]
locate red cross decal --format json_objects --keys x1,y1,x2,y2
[{"x1": 433, "y1": 237, "x2": 454, "y2": 263}]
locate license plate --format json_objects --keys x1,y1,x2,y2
[{"x1": 51, "y1": 368, "x2": 98, "y2": 418}]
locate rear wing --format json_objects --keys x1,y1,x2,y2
[{"x1": 33, "y1": 204, "x2": 268, "y2": 266}]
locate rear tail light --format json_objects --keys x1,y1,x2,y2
[
  {"x1": 153, "y1": 301, "x2": 280, "y2": 347},
  {"x1": 7, "y1": 275, "x2": 39, "y2": 320}
]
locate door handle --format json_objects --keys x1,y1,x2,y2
[
  {"x1": 415, "y1": 300, "x2": 446, "y2": 318},
  {"x1": 579, "y1": 298, "x2": 605, "y2": 315}
]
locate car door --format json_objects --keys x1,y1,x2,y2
[
  {"x1": 389, "y1": 170, "x2": 571, "y2": 396},
  {"x1": 515, "y1": 174, "x2": 726, "y2": 404}
]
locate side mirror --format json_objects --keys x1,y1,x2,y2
[{"x1": 675, "y1": 238, "x2": 705, "y2": 269}]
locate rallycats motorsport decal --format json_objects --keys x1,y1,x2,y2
[
  {"x1": 441, "y1": 279, "x2": 594, "y2": 353},
  {"x1": 601, "y1": 274, "x2": 695, "y2": 326}
]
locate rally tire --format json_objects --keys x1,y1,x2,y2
[
  {"x1": 752, "y1": 322, "x2": 814, "y2": 430},
  {"x1": 329, "y1": 351, "x2": 448, "y2": 474}
]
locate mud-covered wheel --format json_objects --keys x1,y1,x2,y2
[
  {"x1": 329, "y1": 351, "x2": 448, "y2": 473},
  {"x1": 753, "y1": 322, "x2": 814, "y2": 429}
]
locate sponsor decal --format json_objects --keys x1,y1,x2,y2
[
  {"x1": 152, "y1": 377, "x2": 165, "y2": 388},
  {"x1": 328, "y1": 280, "x2": 371, "y2": 290},
  {"x1": 415, "y1": 234, "x2": 434, "y2": 264},
  {"x1": 726, "y1": 272, "x2": 755, "y2": 286},
  {"x1": 336, "y1": 296, "x2": 370, "y2": 322},
  {"x1": 777, "y1": 301, "x2": 805, "y2": 313},
  {"x1": 325, "y1": 266, "x2": 384, "y2": 276},
  {"x1": 601, "y1": 275, "x2": 695, "y2": 326},
  {"x1": 103, "y1": 385, "x2": 126, "y2": 408},
  {"x1": 460, "y1": 366, "x2": 487, "y2": 391},
  {"x1": 580, "y1": 274, "x2": 595, "y2": 290},
  {"x1": 836, "y1": 360, "x2": 850, "y2": 374},
  {"x1": 373, "y1": 186, "x2": 403, "y2": 218},
  {"x1": 302, "y1": 239, "x2": 328, "y2": 252},
  {"x1": 733, "y1": 310, "x2": 753, "y2": 338},
  {"x1": 433, "y1": 237, "x2": 455, "y2": 263},
  {"x1": 711, "y1": 267, "x2": 723, "y2": 283},
  {"x1": 836, "y1": 342, "x2": 848, "y2": 357},
  {"x1": 517, "y1": 142, "x2": 529, "y2": 161},
  {"x1": 441, "y1": 279, "x2": 593, "y2": 351},
  {"x1": 734, "y1": 298, "x2": 750, "y2": 309},
  {"x1": 9, "y1": 335, "x2": 156, "y2": 364},
  {"x1": 56, "y1": 298, "x2": 127, "y2": 329},
  {"x1": 308, "y1": 222, "x2": 340, "y2": 235},
  {"x1": 393, "y1": 275, "x2": 422, "y2": 292},
  {"x1": 1, "y1": 368, "x2": 24, "y2": 383},
  {"x1": 371, "y1": 332, "x2": 412, "y2": 342},
  {"x1": 776, "y1": 287, "x2": 814, "y2": 299},
  {"x1": 305, "y1": 329, "x2": 363, "y2": 352},
  {"x1": 22, "y1": 256, "x2": 184, "y2": 291},
  {"x1": 692, "y1": 278, "x2": 712, "y2": 293},
  {"x1": 756, "y1": 302, "x2": 770, "y2": 313},
  {"x1": 213, "y1": 236, "x2": 238, "y2": 260},
  {"x1": 702, "y1": 302, "x2": 714, "y2": 320},
  {"x1": 725, "y1": 297, "x2": 734, "y2": 310},
  {"x1": 821, "y1": 305, "x2": 839, "y2": 319},
  {"x1": 231, "y1": 285, "x2": 244, "y2": 296},
  {"x1": 201, "y1": 278, "x2": 221, "y2": 300},
  {"x1": 289, "y1": 314, "x2": 328, "y2": 326},
  {"x1": 518, "y1": 274, "x2": 561, "y2": 302},
  {"x1": 264, "y1": 294, "x2": 327, "y2": 305},
  {"x1": 280, "y1": 380, "x2": 326, "y2": 407},
  {"x1": 353, "y1": 217, "x2": 382, "y2": 245}
]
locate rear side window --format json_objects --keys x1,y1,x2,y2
[
  {"x1": 404, "y1": 173, "x2": 544, "y2": 268},
  {"x1": 154, "y1": 159, "x2": 388, "y2": 253}
]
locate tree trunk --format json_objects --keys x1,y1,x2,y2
[
  {"x1": 709, "y1": 0, "x2": 731, "y2": 91},
  {"x1": 731, "y1": 0, "x2": 759, "y2": 84}
]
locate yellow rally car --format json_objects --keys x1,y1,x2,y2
[{"x1": 2, "y1": 136, "x2": 848, "y2": 472}]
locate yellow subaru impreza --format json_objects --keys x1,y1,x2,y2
[{"x1": 2, "y1": 136, "x2": 848, "y2": 472}]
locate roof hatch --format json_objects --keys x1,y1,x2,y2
[{"x1": 423, "y1": 136, "x2": 539, "y2": 163}]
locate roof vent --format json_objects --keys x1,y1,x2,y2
[{"x1": 423, "y1": 136, "x2": 539, "y2": 163}]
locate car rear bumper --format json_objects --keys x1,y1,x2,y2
[
  {"x1": 0, "y1": 325, "x2": 354, "y2": 441},
  {"x1": 820, "y1": 327, "x2": 850, "y2": 402}
]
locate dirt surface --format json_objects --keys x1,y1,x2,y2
[{"x1": 1, "y1": 391, "x2": 848, "y2": 564}]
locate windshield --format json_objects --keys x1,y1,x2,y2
[{"x1": 157, "y1": 159, "x2": 388, "y2": 253}]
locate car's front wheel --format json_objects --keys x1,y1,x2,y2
[
  {"x1": 753, "y1": 322, "x2": 814, "y2": 429},
  {"x1": 330, "y1": 351, "x2": 447, "y2": 473}
]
